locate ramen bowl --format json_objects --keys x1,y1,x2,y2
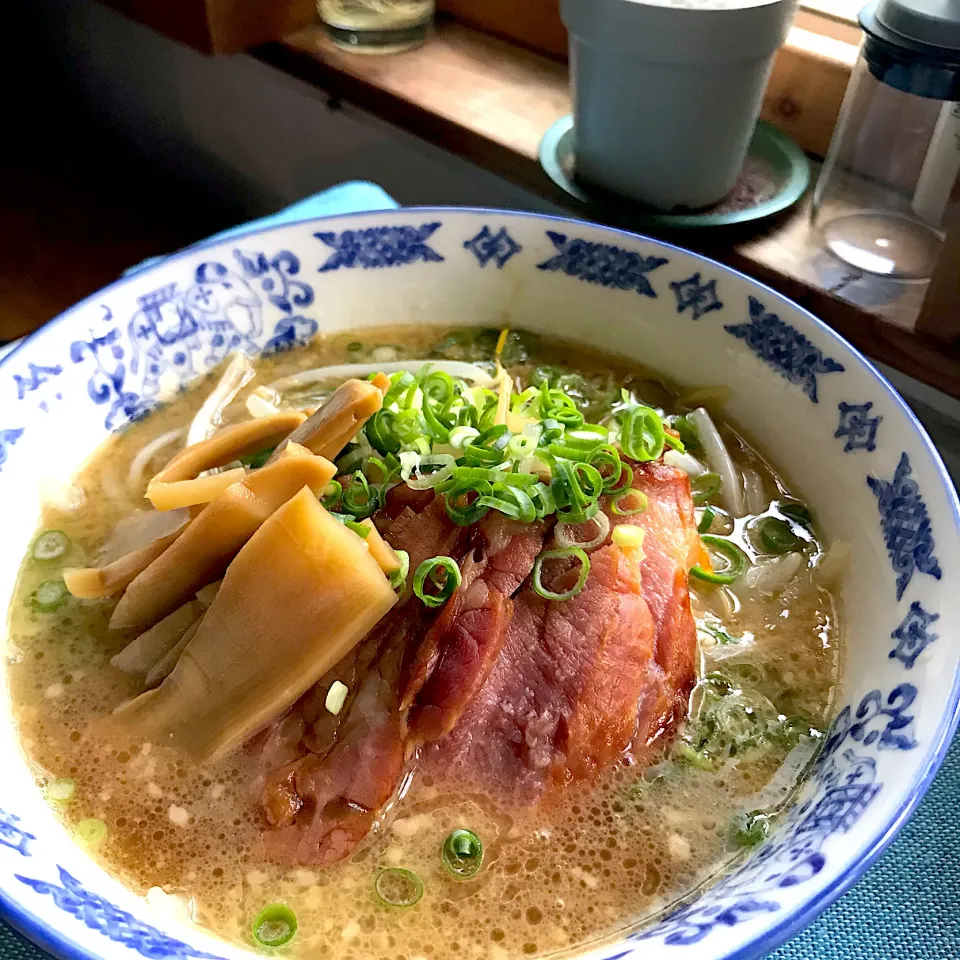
[{"x1": 0, "y1": 209, "x2": 957, "y2": 960}]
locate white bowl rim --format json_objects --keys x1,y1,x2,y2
[{"x1": 1, "y1": 205, "x2": 958, "y2": 960}]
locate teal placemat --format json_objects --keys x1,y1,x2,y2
[{"x1": 3, "y1": 182, "x2": 958, "y2": 960}]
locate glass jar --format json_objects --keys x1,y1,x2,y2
[
  {"x1": 317, "y1": 0, "x2": 435, "y2": 53},
  {"x1": 812, "y1": 0, "x2": 960, "y2": 281}
]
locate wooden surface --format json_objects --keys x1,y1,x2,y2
[
  {"x1": 255, "y1": 21, "x2": 960, "y2": 398},
  {"x1": 0, "y1": 129, "x2": 230, "y2": 343},
  {"x1": 437, "y1": 0, "x2": 568, "y2": 60},
  {"x1": 759, "y1": 26, "x2": 856, "y2": 159},
  {"x1": 96, "y1": 0, "x2": 317, "y2": 54}
]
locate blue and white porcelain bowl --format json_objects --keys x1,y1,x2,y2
[{"x1": 0, "y1": 209, "x2": 957, "y2": 960}]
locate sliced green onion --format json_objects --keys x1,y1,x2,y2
[
  {"x1": 321, "y1": 480, "x2": 342, "y2": 511},
  {"x1": 605, "y1": 461, "x2": 634, "y2": 495},
  {"x1": 550, "y1": 458, "x2": 603, "y2": 523},
  {"x1": 375, "y1": 868, "x2": 424, "y2": 908},
  {"x1": 530, "y1": 482, "x2": 556, "y2": 519},
  {"x1": 538, "y1": 383, "x2": 584, "y2": 428},
  {"x1": 390, "y1": 550, "x2": 410, "y2": 592},
  {"x1": 31, "y1": 580, "x2": 69, "y2": 613},
  {"x1": 342, "y1": 471, "x2": 377, "y2": 519},
  {"x1": 730, "y1": 810, "x2": 771, "y2": 849},
  {"x1": 672, "y1": 415, "x2": 700, "y2": 453},
  {"x1": 619, "y1": 405, "x2": 666, "y2": 462},
  {"x1": 441, "y1": 829, "x2": 484, "y2": 879},
  {"x1": 32, "y1": 531, "x2": 71, "y2": 562},
  {"x1": 393, "y1": 408, "x2": 426, "y2": 446},
  {"x1": 548, "y1": 440, "x2": 603, "y2": 462},
  {"x1": 690, "y1": 536, "x2": 748, "y2": 585},
  {"x1": 461, "y1": 425, "x2": 511, "y2": 467},
  {"x1": 697, "y1": 506, "x2": 715, "y2": 534},
  {"x1": 413, "y1": 557, "x2": 462, "y2": 608},
  {"x1": 449, "y1": 425, "x2": 480, "y2": 449},
  {"x1": 756, "y1": 517, "x2": 805, "y2": 554},
  {"x1": 45, "y1": 778, "x2": 76, "y2": 803},
  {"x1": 691, "y1": 472, "x2": 722, "y2": 504},
  {"x1": 479, "y1": 483, "x2": 537, "y2": 524},
  {"x1": 366, "y1": 453, "x2": 400, "y2": 486},
  {"x1": 538, "y1": 418, "x2": 564, "y2": 445},
  {"x1": 779, "y1": 500, "x2": 813, "y2": 528},
  {"x1": 407, "y1": 454, "x2": 456, "y2": 491},
  {"x1": 532, "y1": 547, "x2": 591, "y2": 602},
  {"x1": 507, "y1": 429, "x2": 540, "y2": 461},
  {"x1": 589, "y1": 445, "x2": 623, "y2": 493},
  {"x1": 383, "y1": 371, "x2": 416, "y2": 408},
  {"x1": 673, "y1": 741, "x2": 715, "y2": 771},
  {"x1": 698, "y1": 619, "x2": 738, "y2": 645},
  {"x1": 611, "y1": 489, "x2": 648, "y2": 516},
  {"x1": 239, "y1": 447, "x2": 275, "y2": 470},
  {"x1": 328, "y1": 513, "x2": 371, "y2": 538},
  {"x1": 555, "y1": 512, "x2": 610, "y2": 551},
  {"x1": 443, "y1": 479, "x2": 492, "y2": 526},
  {"x1": 336, "y1": 441, "x2": 375, "y2": 476},
  {"x1": 365, "y1": 409, "x2": 401, "y2": 454},
  {"x1": 252, "y1": 903, "x2": 298, "y2": 947},
  {"x1": 555, "y1": 499, "x2": 600, "y2": 524},
  {"x1": 76, "y1": 818, "x2": 107, "y2": 849},
  {"x1": 663, "y1": 432, "x2": 686, "y2": 453}
]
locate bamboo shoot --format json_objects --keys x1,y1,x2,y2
[
  {"x1": 111, "y1": 600, "x2": 204, "y2": 675},
  {"x1": 267, "y1": 377, "x2": 386, "y2": 464},
  {"x1": 113, "y1": 487, "x2": 398, "y2": 759},
  {"x1": 150, "y1": 410, "x2": 305, "y2": 487},
  {"x1": 64, "y1": 525, "x2": 188, "y2": 600},
  {"x1": 111, "y1": 450, "x2": 335, "y2": 632}
]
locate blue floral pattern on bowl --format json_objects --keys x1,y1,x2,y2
[{"x1": 0, "y1": 209, "x2": 956, "y2": 960}]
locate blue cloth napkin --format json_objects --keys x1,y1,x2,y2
[{"x1": 2, "y1": 181, "x2": 957, "y2": 960}]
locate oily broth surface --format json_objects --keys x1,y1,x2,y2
[{"x1": 6, "y1": 326, "x2": 840, "y2": 958}]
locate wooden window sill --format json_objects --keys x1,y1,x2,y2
[{"x1": 256, "y1": 21, "x2": 960, "y2": 399}]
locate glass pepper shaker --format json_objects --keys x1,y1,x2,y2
[{"x1": 812, "y1": 0, "x2": 960, "y2": 281}]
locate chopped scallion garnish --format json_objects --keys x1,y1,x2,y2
[
  {"x1": 31, "y1": 580, "x2": 69, "y2": 613},
  {"x1": 76, "y1": 818, "x2": 107, "y2": 849},
  {"x1": 390, "y1": 550, "x2": 410, "y2": 592},
  {"x1": 252, "y1": 903, "x2": 298, "y2": 947},
  {"x1": 239, "y1": 447, "x2": 275, "y2": 470},
  {"x1": 45, "y1": 778, "x2": 76, "y2": 803},
  {"x1": 342, "y1": 471, "x2": 377, "y2": 520},
  {"x1": 619, "y1": 405, "x2": 666, "y2": 462},
  {"x1": 697, "y1": 506, "x2": 715, "y2": 533},
  {"x1": 611, "y1": 489, "x2": 648, "y2": 516},
  {"x1": 441, "y1": 829, "x2": 484, "y2": 879},
  {"x1": 691, "y1": 472, "x2": 721, "y2": 504},
  {"x1": 375, "y1": 868, "x2": 424, "y2": 908},
  {"x1": 413, "y1": 557, "x2": 461, "y2": 608},
  {"x1": 32, "y1": 531, "x2": 71, "y2": 562},
  {"x1": 321, "y1": 480, "x2": 343, "y2": 511},
  {"x1": 779, "y1": 499, "x2": 813, "y2": 528},
  {"x1": 730, "y1": 810, "x2": 771, "y2": 849},
  {"x1": 532, "y1": 547, "x2": 590, "y2": 602},
  {"x1": 756, "y1": 516, "x2": 805, "y2": 554},
  {"x1": 690, "y1": 536, "x2": 748, "y2": 585}
]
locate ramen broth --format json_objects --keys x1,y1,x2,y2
[{"x1": 6, "y1": 327, "x2": 840, "y2": 958}]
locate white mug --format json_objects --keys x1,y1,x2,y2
[{"x1": 562, "y1": 0, "x2": 798, "y2": 211}]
